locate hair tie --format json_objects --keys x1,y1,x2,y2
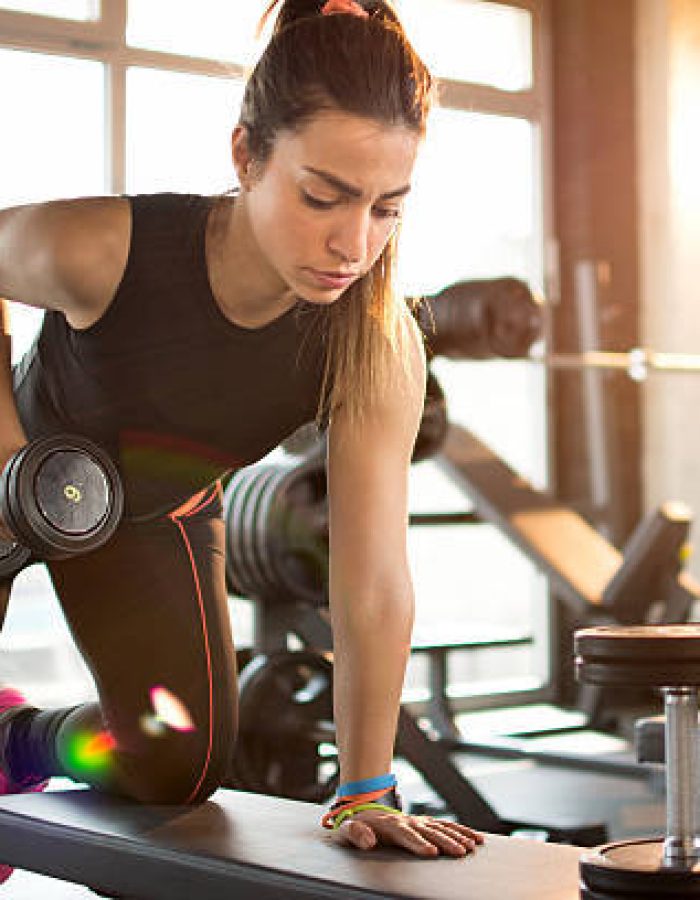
[{"x1": 321, "y1": 0, "x2": 369, "y2": 18}]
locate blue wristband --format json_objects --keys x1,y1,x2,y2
[{"x1": 336, "y1": 773, "x2": 397, "y2": 798}]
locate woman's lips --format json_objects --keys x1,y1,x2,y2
[{"x1": 306, "y1": 268, "x2": 358, "y2": 290}]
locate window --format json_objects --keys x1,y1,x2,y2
[
  {"x1": 398, "y1": 0, "x2": 533, "y2": 90},
  {"x1": 0, "y1": 49, "x2": 105, "y2": 361},
  {"x1": 127, "y1": 0, "x2": 264, "y2": 65},
  {"x1": 0, "y1": 0, "x2": 95, "y2": 20},
  {"x1": 126, "y1": 68, "x2": 243, "y2": 194}
]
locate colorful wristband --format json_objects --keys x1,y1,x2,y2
[
  {"x1": 336, "y1": 773, "x2": 397, "y2": 798},
  {"x1": 331, "y1": 803, "x2": 402, "y2": 830},
  {"x1": 321, "y1": 787, "x2": 403, "y2": 830}
]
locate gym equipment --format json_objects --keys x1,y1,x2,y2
[
  {"x1": 575, "y1": 624, "x2": 700, "y2": 898},
  {"x1": 412, "y1": 368, "x2": 448, "y2": 463},
  {"x1": 0, "y1": 788, "x2": 585, "y2": 900},
  {"x1": 224, "y1": 456, "x2": 328, "y2": 607},
  {"x1": 441, "y1": 425, "x2": 697, "y2": 626},
  {"x1": 225, "y1": 415, "x2": 700, "y2": 837},
  {"x1": 224, "y1": 368, "x2": 449, "y2": 608},
  {"x1": 231, "y1": 649, "x2": 337, "y2": 803},
  {"x1": 414, "y1": 277, "x2": 544, "y2": 360},
  {"x1": 418, "y1": 423, "x2": 699, "y2": 773},
  {"x1": 532, "y1": 346, "x2": 700, "y2": 379},
  {"x1": 230, "y1": 599, "x2": 606, "y2": 844},
  {"x1": 0, "y1": 434, "x2": 124, "y2": 582}
]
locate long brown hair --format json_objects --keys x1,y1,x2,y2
[{"x1": 241, "y1": 0, "x2": 434, "y2": 424}]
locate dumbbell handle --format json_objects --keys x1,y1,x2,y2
[{"x1": 663, "y1": 687, "x2": 700, "y2": 863}]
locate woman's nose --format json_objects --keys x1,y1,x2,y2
[{"x1": 327, "y1": 210, "x2": 369, "y2": 266}]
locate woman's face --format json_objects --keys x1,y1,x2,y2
[{"x1": 235, "y1": 109, "x2": 420, "y2": 305}]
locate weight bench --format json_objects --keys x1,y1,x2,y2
[
  {"x1": 433, "y1": 422, "x2": 700, "y2": 770},
  {"x1": 441, "y1": 423, "x2": 699, "y2": 626},
  {"x1": 0, "y1": 787, "x2": 584, "y2": 900}
]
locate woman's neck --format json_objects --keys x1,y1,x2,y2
[{"x1": 206, "y1": 192, "x2": 297, "y2": 329}]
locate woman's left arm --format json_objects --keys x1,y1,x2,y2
[{"x1": 326, "y1": 316, "x2": 483, "y2": 857}]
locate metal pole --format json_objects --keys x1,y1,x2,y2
[{"x1": 663, "y1": 687, "x2": 700, "y2": 863}]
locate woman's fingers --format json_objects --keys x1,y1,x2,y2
[
  {"x1": 336, "y1": 811, "x2": 485, "y2": 857},
  {"x1": 412, "y1": 820, "x2": 477, "y2": 857},
  {"x1": 345, "y1": 818, "x2": 377, "y2": 850},
  {"x1": 437, "y1": 820, "x2": 485, "y2": 844}
]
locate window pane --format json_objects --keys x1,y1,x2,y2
[
  {"x1": 400, "y1": 106, "x2": 545, "y2": 477},
  {"x1": 0, "y1": 49, "x2": 105, "y2": 362},
  {"x1": 401, "y1": 105, "x2": 547, "y2": 698},
  {"x1": 401, "y1": 108, "x2": 538, "y2": 294},
  {"x1": 127, "y1": 0, "x2": 264, "y2": 64},
  {"x1": 0, "y1": 49, "x2": 104, "y2": 706},
  {"x1": 398, "y1": 0, "x2": 533, "y2": 90},
  {"x1": 0, "y1": 0, "x2": 96, "y2": 20},
  {"x1": 126, "y1": 68, "x2": 243, "y2": 194}
]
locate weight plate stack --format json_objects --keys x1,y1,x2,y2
[
  {"x1": 224, "y1": 458, "x2": 328, "y2": 606},
  {"x1": 224, "y1": 465, "x2": 278, "y2": 597},
  {"x1": 580, "y1": 839, "x2": 700, "y2": 898},
  {"x1": 230, "y1": 650, "x2": 338, "y2": 803}
]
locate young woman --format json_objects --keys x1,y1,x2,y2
[{"x1": 0, "y1": 0, "x2": 483, "y2": 863}]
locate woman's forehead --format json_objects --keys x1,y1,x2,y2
[{"x1": 272, "y1": 111, "x2": 420, "y2": 180}]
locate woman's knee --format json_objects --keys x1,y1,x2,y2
[{"x1": 119, "y1": 721, "x2": 237, "y2": 805}]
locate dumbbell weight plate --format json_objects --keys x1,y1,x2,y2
[
  {"x1": 575, "y1": 625, "x2": 700, "y2": 687},
  {"x1": 231, "y1": 649, "x2": 338, "y2": 803},
  {"x1": 223, "y1": 469, "x2": 263, "y2": 596},
  {"x1": 0, "y1": 539, "x2": 31, "y2": 582},
  {"x1": 412, "y1": 369, "x2": 448, "y2": 464},
  {"x1": 243, "y1": 466, "x2": 283, "y2": 595},
  {"x1": 580, "y1": 839, "x2": 700, "y2": 898},
  {"x1": 1, "y1": 435, "x2": 123, "y2": 560},
  {"x1": 224, "y1": 465, "x2": 281, "y2": 597},
  {"x1": 269, "y1": 463, "x2": 328, "y2": 606}
]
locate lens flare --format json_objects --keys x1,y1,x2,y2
[
  {"x1": 65, "y1": 729, "x2": 116, "y2": 775},
  {"x1": 150, "y1": 685, "x2": 195, "y2": 733}
]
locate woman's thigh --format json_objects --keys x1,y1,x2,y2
[{"x1": 47, "y1": 484, "x2": 238, "y2": 803}]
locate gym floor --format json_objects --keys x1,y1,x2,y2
[{"x1": 0, "y1": 754, "x2": 665, "y2": 899}]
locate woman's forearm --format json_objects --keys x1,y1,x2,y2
[
  {"x1": 329, "y1": 586, "x2": 414, "y2": 784},
  {"x1": 0, "y1": 298, "x2": 27, "y2": 460}
]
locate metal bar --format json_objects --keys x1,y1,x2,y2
[
  {"x1": 408, "y1": 511, "x2": 481, "y2": 526},
  {"x1": 662, "y1": 687, "x2": 700, "y2": 863},
  {"x1": 574, "y1": 260, "x2": 612, "y2": 524},
  {"x1": 530, "y1": 347, "x2": 700, "y2": 375}
]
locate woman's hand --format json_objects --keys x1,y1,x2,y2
[{"x1": 331, "y1": 808, "x2": 484, "y2": 857}]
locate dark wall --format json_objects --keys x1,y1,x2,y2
[{"x1": 550, "y1": 0, "x2": 641, "y2": 545}]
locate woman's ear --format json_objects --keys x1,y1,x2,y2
[{"x1": 232, "y1": 125, "x2": 253, "y2": 189}]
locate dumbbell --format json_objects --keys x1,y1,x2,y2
[
  {"x1": 414, "y1": 277, "x2": 543, "y2": 360},
  {"x1": 575, "y1": 624, "x2": 700, "y2": 898},
  {"x1": 0, "y1": 434, "x2": 124, "y2": 581}
]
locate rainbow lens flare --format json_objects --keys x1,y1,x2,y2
[
  {"x1": 149, "y1": 685, "x2": 195, "y2": 733},
  {"x1": 65, "y1": 730, "x2": 116, "y2": 775}
]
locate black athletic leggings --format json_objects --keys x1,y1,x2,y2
[{"x1": 1, "y1": 482, "x2": 239, "y2": 805}]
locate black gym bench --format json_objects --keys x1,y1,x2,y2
[{"x1": 0, "y1": 787, "x2": 583, "y2": 900}]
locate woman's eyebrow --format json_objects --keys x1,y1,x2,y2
[{"x1": 303, "y1": 166, "x2": 411, "y2": 200}]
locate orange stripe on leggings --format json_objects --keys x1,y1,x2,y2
[
  {"x1": 169, "y1": 488, "x2": 211, "y2": 519},
  {"x1": 168, "y1": 512, "x2": 215, "y2": 804}
]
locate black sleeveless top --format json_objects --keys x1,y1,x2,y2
[{"x1": 13, "y1": 193, "x2": 328, "y2": 519}]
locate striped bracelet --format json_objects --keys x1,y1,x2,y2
[{"x1": 321, "y1": 786, "x2": 403, "y2": 830}]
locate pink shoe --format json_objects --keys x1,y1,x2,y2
[{"x1": 0, "y1": 687, "x2": 48, "y2": 884}]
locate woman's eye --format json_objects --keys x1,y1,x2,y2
[
  {"x1": 373, "y1": 205, "x2": 402, "y2": 221},
  {"x1": 302, "y1": 191, "x2": 337, "y2": 210}
]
